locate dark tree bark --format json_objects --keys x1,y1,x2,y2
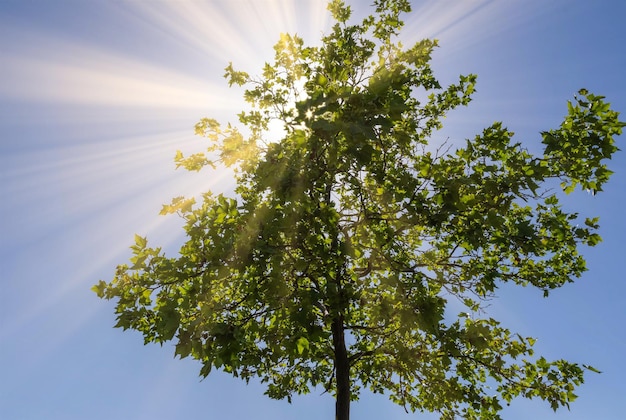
[{"x1": 332, "y1": 314, "x2": 350, "y2": 420}]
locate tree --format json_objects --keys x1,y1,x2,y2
[{"x1": 93, "y1": 1, "x2": 624, "y2": 419}]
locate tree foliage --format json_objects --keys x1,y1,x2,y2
[{"x1": 93, "y1": 1, "x2": 624, "y2": 419}]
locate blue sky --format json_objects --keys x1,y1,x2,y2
[{"x1": 1, "y1": 1, "x2": 625, "y2": 419}]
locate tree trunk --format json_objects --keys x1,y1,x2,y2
[{"x1": 332, "y1": 314, "x2": 350, "y2": 420}]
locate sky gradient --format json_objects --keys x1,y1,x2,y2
[{"x1": 1, "y1": 1, "x2": 626, "y2": 419}]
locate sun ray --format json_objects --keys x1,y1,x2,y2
[
  {"x1": 119, "y1": 0, "x2": 331, "y2": 68},
  {"x1": 0, "y1": 38, "x2": 235, "y2": 111}
]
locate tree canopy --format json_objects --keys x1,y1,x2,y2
[{"x1": 93, "y1": 1, "x2": 624, "y2": 419}]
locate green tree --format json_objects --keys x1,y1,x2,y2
[{"x1": 93, "y1": 1, "x2": 623, "y2": 419}]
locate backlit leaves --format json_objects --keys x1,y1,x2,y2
[{"x1": 543, "y1": 89, "x2": 624, "y2": 194}]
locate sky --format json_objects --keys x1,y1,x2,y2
[{"x1": 1, "y1": 0, "x2": 625, "y2": 419}]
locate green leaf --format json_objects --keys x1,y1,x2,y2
[
  {"x1": 296, "y1": 337, "x2": 309, "y2": 355},
  {"x1": 91, "y1": 280, "x2": 107, "y2": 298},
  {"x1": 134, "y1": 234, "x2": 147, "y2": 249},
  {"x1": 583, "y1": 364, "x2": 602, "y2": 374}
]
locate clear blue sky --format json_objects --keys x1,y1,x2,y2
[{"x1": 1, "y1": 1, "x2": 625, "y2": 419}]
